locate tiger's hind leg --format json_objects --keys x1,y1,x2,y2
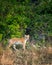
[{"x1": 13, "y1": 44, "x2": 17, "y2": 50}]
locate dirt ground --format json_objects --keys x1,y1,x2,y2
[{"x1": 0, "y1": 46, "x2": 52, "y2": 65}]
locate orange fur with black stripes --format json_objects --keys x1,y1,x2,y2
[{"x1": 8, "y1": 35, "x2": 29, "y2": 50}]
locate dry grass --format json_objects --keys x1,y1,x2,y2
[{"x1": 0, "y1": 44, "x2": 52, "y2": 65}]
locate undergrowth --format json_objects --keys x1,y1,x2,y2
[{"x1": 0, "y1": 43, "x2": 52, "y2": 65}]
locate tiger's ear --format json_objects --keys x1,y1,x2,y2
[
  {"x1": 25, "y1": 35, "x2": 30, "y2": 38},
  {"x1": 25, "y1": 35, "x2": 28, "y2": 36},
  {"x1": 27, "y1": 35, "x2": 30, "y2": 38}
]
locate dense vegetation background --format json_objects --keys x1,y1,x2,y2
[
  {"x1": 0, "y1": 1, "x2": 52, "y2": 65},
  {"x1": 0, "y1": 0, "x2": 52, "y2": 45}
]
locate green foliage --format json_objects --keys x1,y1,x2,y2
[
  {"x1": 0, "y1": 34, "x2": 3, "y2": 41},
  {"x1": 0, "y1": 0, "x2": 52, "y2": 45}
]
